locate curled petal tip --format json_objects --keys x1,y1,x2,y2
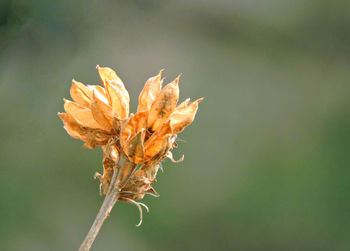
[
  {"x1": 158, "y1": 69, "x2": 165, "y2": 78},
  {"x1": 167, "y1": 151, "x2": 184, "y2": 163},
  {"x1": 93, "y1": 172, "x2": 103, "y2": 180},
  {"x1": 147, "y1": 187, "x2": 160, "y2": 197},
  {"x1": 139, "y1": 202, "x2": 150, "y2": 213},
  {"x1": 174, "y1": 74, "x2": 182, "y2": 85},
  {"x1": 96, "y1": 65, "x2": 100, "y2": 69},
  {"x1": 155, "y1": 69, "x2": 164, "y2": 81},
  {"x1": 197, "y1": 97, "x2": 205, "y2": 103},
  {"x1": 124, "y1": 198, "x2": 144, "y2": 227}
]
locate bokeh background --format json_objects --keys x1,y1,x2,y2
[{"x1": 1, "y1": 0, "x2": 350, "y2": 250}]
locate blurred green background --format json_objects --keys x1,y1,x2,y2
[{"x1": 1, "y1": 0, "x2": 350, "y2": 250}]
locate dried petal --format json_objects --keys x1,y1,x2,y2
[
  {"x1": 105, "y1": 81, "x2": 129, "y2": 119},
  {"x1": 87, "y1": 85, "x2": 109, "y2": 104},
  {"x1": 70, "y1": 80, "x2": 91, "y2": 108},
  {"x1": 59, "y1": 111, "x2": 110, "y2": 148},
  {"x1": 96, "y1": 65, "x2": 120, "y2": 85},
  {"x1": 82, "y1": 127, "x2": 111, "y2": 148},
  {"x1": 169, "y1": 97, "x2": 203, "y2": 134},
  {"x1": 137, "y1": 70, "x2": 163, "y2": 112},
  {"x1": 175, "y1": 98, "x2": 190, "y2": 111},
  {"x1": 120, "y1": 111, "x2": 148, "y2": 150},
  {"x1": 144, "y1": 122, "x2": 172, "y2": 161},
  {"x1": 96, "y1": 65, "x2": 130, "y2": 104},
  {"x1": 147, "y1": 76, "x2": 180, "y2": 131},
  {"x1": 126, "y1": 130, "x2": 145, "y2": 164},
  {"x1": 91, "y1": 91, "x2": 114, "y2": 131},
  {"x1": 58, "y1": 112, "x2": 86, "y2": 140},
  {"x1": 108, "y1": 79, "x2": 130, "y2": 104},
  {"x1": 64, "y1": 99, "x2": 103, "y2": 129}
]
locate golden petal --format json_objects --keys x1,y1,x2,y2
[
  {"x1": 70, "y1": 80, "x2": 92, "y2": 107},
  {"x1": 126, "y1": 130, "x2": 145, "y2": 164},
  {"x1": 58, "y1": 112, "x2": 86, "y2": 140},
  {"x1": 108, "y1": 79, "x2": 130, "y2": 104},
  {"x1": 175, "y1": 98, "x2": 190, "y2": 111},
  {"x1": 169, "y1": 97, "x2": 204, "y2": 134},
  {"x1": 87, "y1": 85, "x2": 109, "y2": 104},
  {"x1": 72, "y1": 79, "x2": 93, "y2": 96},
  {"x1": 96, "y1": 65, "x2": 119, "y2": 85},
  {"x1": 144, "y1": 121, "x2": 172, "y2": 160},
  {"x1": 144, "y1": 134, "x2": 171, "y2": 161},
  {"x1": 105, "y1": 81, "x2": 129, "y2": 119},
  {"x1": 96, "y1": 65, "x2": 130, "y2": 103},
  {"x1": 137, "y1": 70, "x2": 163, "y2": 112},
  {"x1": 64, "y1": 99, "x2": 104, "y2": 129},
  {"x1": 120, "y1": 111, "x2": 148, "y2": 150},
  {"x1": 58, "y1": 112, "x2": 110, "y2": 149},
  {"x1": 91, "y1": 91, "x2": 114, "y2": 131},
  {"x1": 148, "y1": 76, "x2": 180, "y2": 131}
]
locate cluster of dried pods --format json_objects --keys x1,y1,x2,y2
[{"x1": 58, "y1": 66, "x2": 203, "y2": 226}]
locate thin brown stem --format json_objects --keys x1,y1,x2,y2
[{"x1": 79, "y1": 154, "x2": 135, "y2": 251}]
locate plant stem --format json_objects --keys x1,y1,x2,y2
[
  {"x1": 78, "y1": 168, "x2": 119, "y2": 251},
  {"x1": 79, "y1": 153, "x2": 135, "y2": 251}
]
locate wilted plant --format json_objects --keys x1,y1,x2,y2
[{"x1": 58, "y1": 66, "x2": 203, "y2": 251}]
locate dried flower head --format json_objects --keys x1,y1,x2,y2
[{"x1": 59, "y1": 66, "x2": 203, "y2": 228}]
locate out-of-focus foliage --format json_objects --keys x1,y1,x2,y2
[{"x1": 0, "y1": 0, "x2": 349, "y2": 250}]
